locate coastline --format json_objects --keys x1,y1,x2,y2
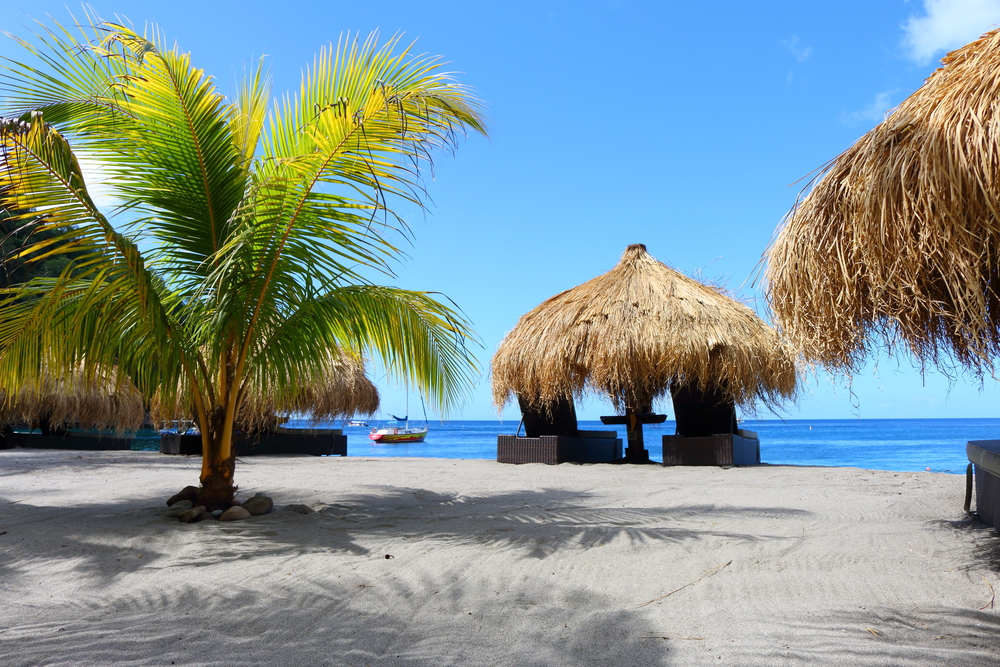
[
  {"x1": 1, "y1": 449, "x2": 998, "y2": 666},
  {"x1": 321, "y1": 418, "x2": 1000, "y2": 472}
]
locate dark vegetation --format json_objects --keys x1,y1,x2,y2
[{"x1": 0, "y1": 203, "x2": 83, "y2": 287}]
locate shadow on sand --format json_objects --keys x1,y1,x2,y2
[
  {"x1": 0, "y1": 455, "x2": 822, "y2": 667},
  {"x1": 1, "y1": 487, "x2": 692, "y2": 666},
  {"x1": 0, "y1": 484, "x2": 812, "y2": 584}
]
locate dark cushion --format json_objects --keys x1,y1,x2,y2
[{"x1": 968, "y1": 440, "x2": 1000, "y2": 476}]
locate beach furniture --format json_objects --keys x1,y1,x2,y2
[
  {"x1": 159, "y1": 433, "x2": 202, "y2": 455},
  {"x1": 598, "y1": 411, "x2": 665, "y2": 462},
  {"x1": 660, "y1": 385, "x2": 760, "y2": 466},
  {"x1": 497, "y1": 396, "x2": 622, "y2": 464},
  {"x1": 497, "y1": 432, "x2": 622, "y2": 464},
  {"x1": 237, "y1": 429, "x2": 347, "y2": 456},
  {"x1": 662, "y1": 430, "x2": 760, "y2": 466},
  {"x1": 492, "y1": 244, "x2": 796, "y2": 465},
  {"x1": 160, "y1": 429, "x2": 347, "y2": 456},
  {"x1": 6, "y1": 429, "x2": 133, "y2": 450},
  {"x1": 966, "y1": 440, "x2": 1000, "y2": 528}
]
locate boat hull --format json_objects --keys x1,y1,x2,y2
[{"x1": 369, "y1": 428, "x2": 428, "y2": 443}]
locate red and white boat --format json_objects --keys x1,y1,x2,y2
[
  {"x1": 369, "y1": 412, "x2": 428, "y2": 443},
  {"x1": 369, "y1": 424, "x2": 428, "y2": 443}
]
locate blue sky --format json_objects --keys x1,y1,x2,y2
[{"x1": 3, "y1": 0, "x2": 1000, "y2": 421}]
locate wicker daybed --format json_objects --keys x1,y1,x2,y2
[
  {"x1": 967, "y1": 440, "x2": 1000, "y2": 527},
  {"x1": 662, "y1": 430, "x2": 761, "y2": 466},
  {"x1": 496, "y1": 397, "x2": 622, "y2": 464},
  {"x1": 161, "y1": 429, "x2": 347, "y2": 457},
  {"x1": 497, "y1": 431, "x2": 622, "y2": 465}
]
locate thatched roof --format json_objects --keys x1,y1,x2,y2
[
  {"x1": 0, "y1": 365, "x2": 145, "y2": 432},
  {"x1": 767, "y1": 28, "x2": 1000, "y2": 374},
  {"x1": 238, "y1": 350, "x2": 380, "y2": 428},
  {"x1": 151, "y1": 349, "x2": 380, "y2": 429},
  {"x1": 492, "y1": 244, "x2": 797, "y2": 412}
]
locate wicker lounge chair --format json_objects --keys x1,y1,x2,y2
[
  {"x1": 967, "y1": 440, "x2": 1000, "y2": 527},
  {"x1": 497, "y1": 396, "x2": 622, "y2": 464},
  {"x1": 497, "y1": 431, "x2": 622, "y2": 464},
  {"x1": 660, "y1": 385, "x2": 760, "y2": 466},
  {"x1": 661, "y1": 430, "x2": 760, "y2": 466}
]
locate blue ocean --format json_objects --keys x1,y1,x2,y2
[{"x1": 271, "y1": 418, "x2": 999, "y2": 474}]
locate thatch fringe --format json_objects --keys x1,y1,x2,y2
[
  {"x1": 0, "y1": 365, "x2": 145, "y2": 432},
  {"x1": 150, "y1": 349, "x2": 379, "y2": 430},
  {"x1": 767, "y1": 28, "x2": 1000, "y2": 374},
  {"x1": 493, "y1": 244, "x2": 797, "y2": 412}
]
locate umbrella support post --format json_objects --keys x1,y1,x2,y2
[
  {"x1": 625, "y1": 424, "x2": 648, "y2": 462},
  {"x1": 600, "y1": 411, "x2": 666, "y2": 463}
]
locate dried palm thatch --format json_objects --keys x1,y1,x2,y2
[
  {"x1": 767, "y1": 29, "x2": 1000, "y2": 375},
  {"x1": 151, "y1": 349, "x2": 379, "y2": 430},
  {"x1": 0, "y1": 364, "x2": 145, "y2": 432},
  {"x1": 492, "y1": 244, "x2": 798, "y2": 412}
]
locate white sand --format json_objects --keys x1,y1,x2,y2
[{"x1": 1, "y1": 449, "x2": 998, "y2": 666}]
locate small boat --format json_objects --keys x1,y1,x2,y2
[
  {"x1": 347, "y1": 420, "x2": 369, "y2": 428},
  {"x1": 369, "y1": 401, "x2": 429, "y2": 444},
  {"x1": 369, "y1": 421, "x2": 428, "y2": 443}
]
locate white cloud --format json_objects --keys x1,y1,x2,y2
[
  {"x1": 841, "y1": 90, "x2": 898, "y2": 125},
  {"x1": 902, "y1": 0, "x2": 1000, "y2": 64},
  {"x1": 782, "y1": 35, "x2": 812, "y2": 62}
]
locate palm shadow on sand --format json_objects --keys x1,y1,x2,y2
[
  {"x1": 0, "y1": 484, "x2": 814, "y2": 584},
  {"x1": 0, "y1": 572, "x2": 679, "y2": 667}
]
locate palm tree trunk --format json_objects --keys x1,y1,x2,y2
[
  {"x1": 199, "y1": 441, "x2": 236, "y2": 509},
  {"x1": 198, "y1": 408, "x2": 237, "y2": 509}
]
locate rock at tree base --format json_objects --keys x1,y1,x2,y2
[
  {"x1": 242, "y1": 494, "x2": 273, "y2": 516},
  {"x1": 219, "y1": 506, "x2": 252, "y2": 522},
  {"x1": 211, "y1": 509, "x2": 224, "y2": 518},
  {"x1": 166, "y1": 500, "x2": 194, "y2": 517},
  {"x1": 286, "y1": 504, "x2": 314, "y2": 515},
  {"x1": 166, "y1": 486, "x2": 200, "y2": 507},
  {"x1": 177, "y1": 506, "x2": 206, "y2": 523},
  {"x1": 194, "y1": 510, "x2": 217, "y2": 522}
]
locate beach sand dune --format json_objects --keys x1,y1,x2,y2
[{"x1": 1, "y1": 450, "x2": 998, "y2": 666}]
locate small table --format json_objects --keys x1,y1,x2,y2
[{"x1": 600, "y1": 412, "x2": 666, "y2": 463}]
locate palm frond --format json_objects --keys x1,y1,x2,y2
[
  {"x1": 0, "y1": 6, "x2": 130, "y2": 132},
  {"x1": 0, "y1": 113, "x2": 199, "y2": 401},
  {"x1": 246, "y1": 284, "x2": 479, "y2": 414},
  {"x1": 97, "y1": 25, "x2": 247, "y2": 270},
  {"x1": 230, "y1": 56, "x2": 271, "y2": 177}
]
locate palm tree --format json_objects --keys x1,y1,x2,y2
[{"x1": 0, "y1": 13, "x2": 487, "y2": 507}]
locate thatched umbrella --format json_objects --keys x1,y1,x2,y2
[
  {"x1": 767, "y1": 29, "x2": 1000, "y2": 374},
  {"x1": 493, "y1": 244, "x2": 798, "y2": 460},
  {"x1": 151, "y1": 349, "x2": 380, "y2": 432}
]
